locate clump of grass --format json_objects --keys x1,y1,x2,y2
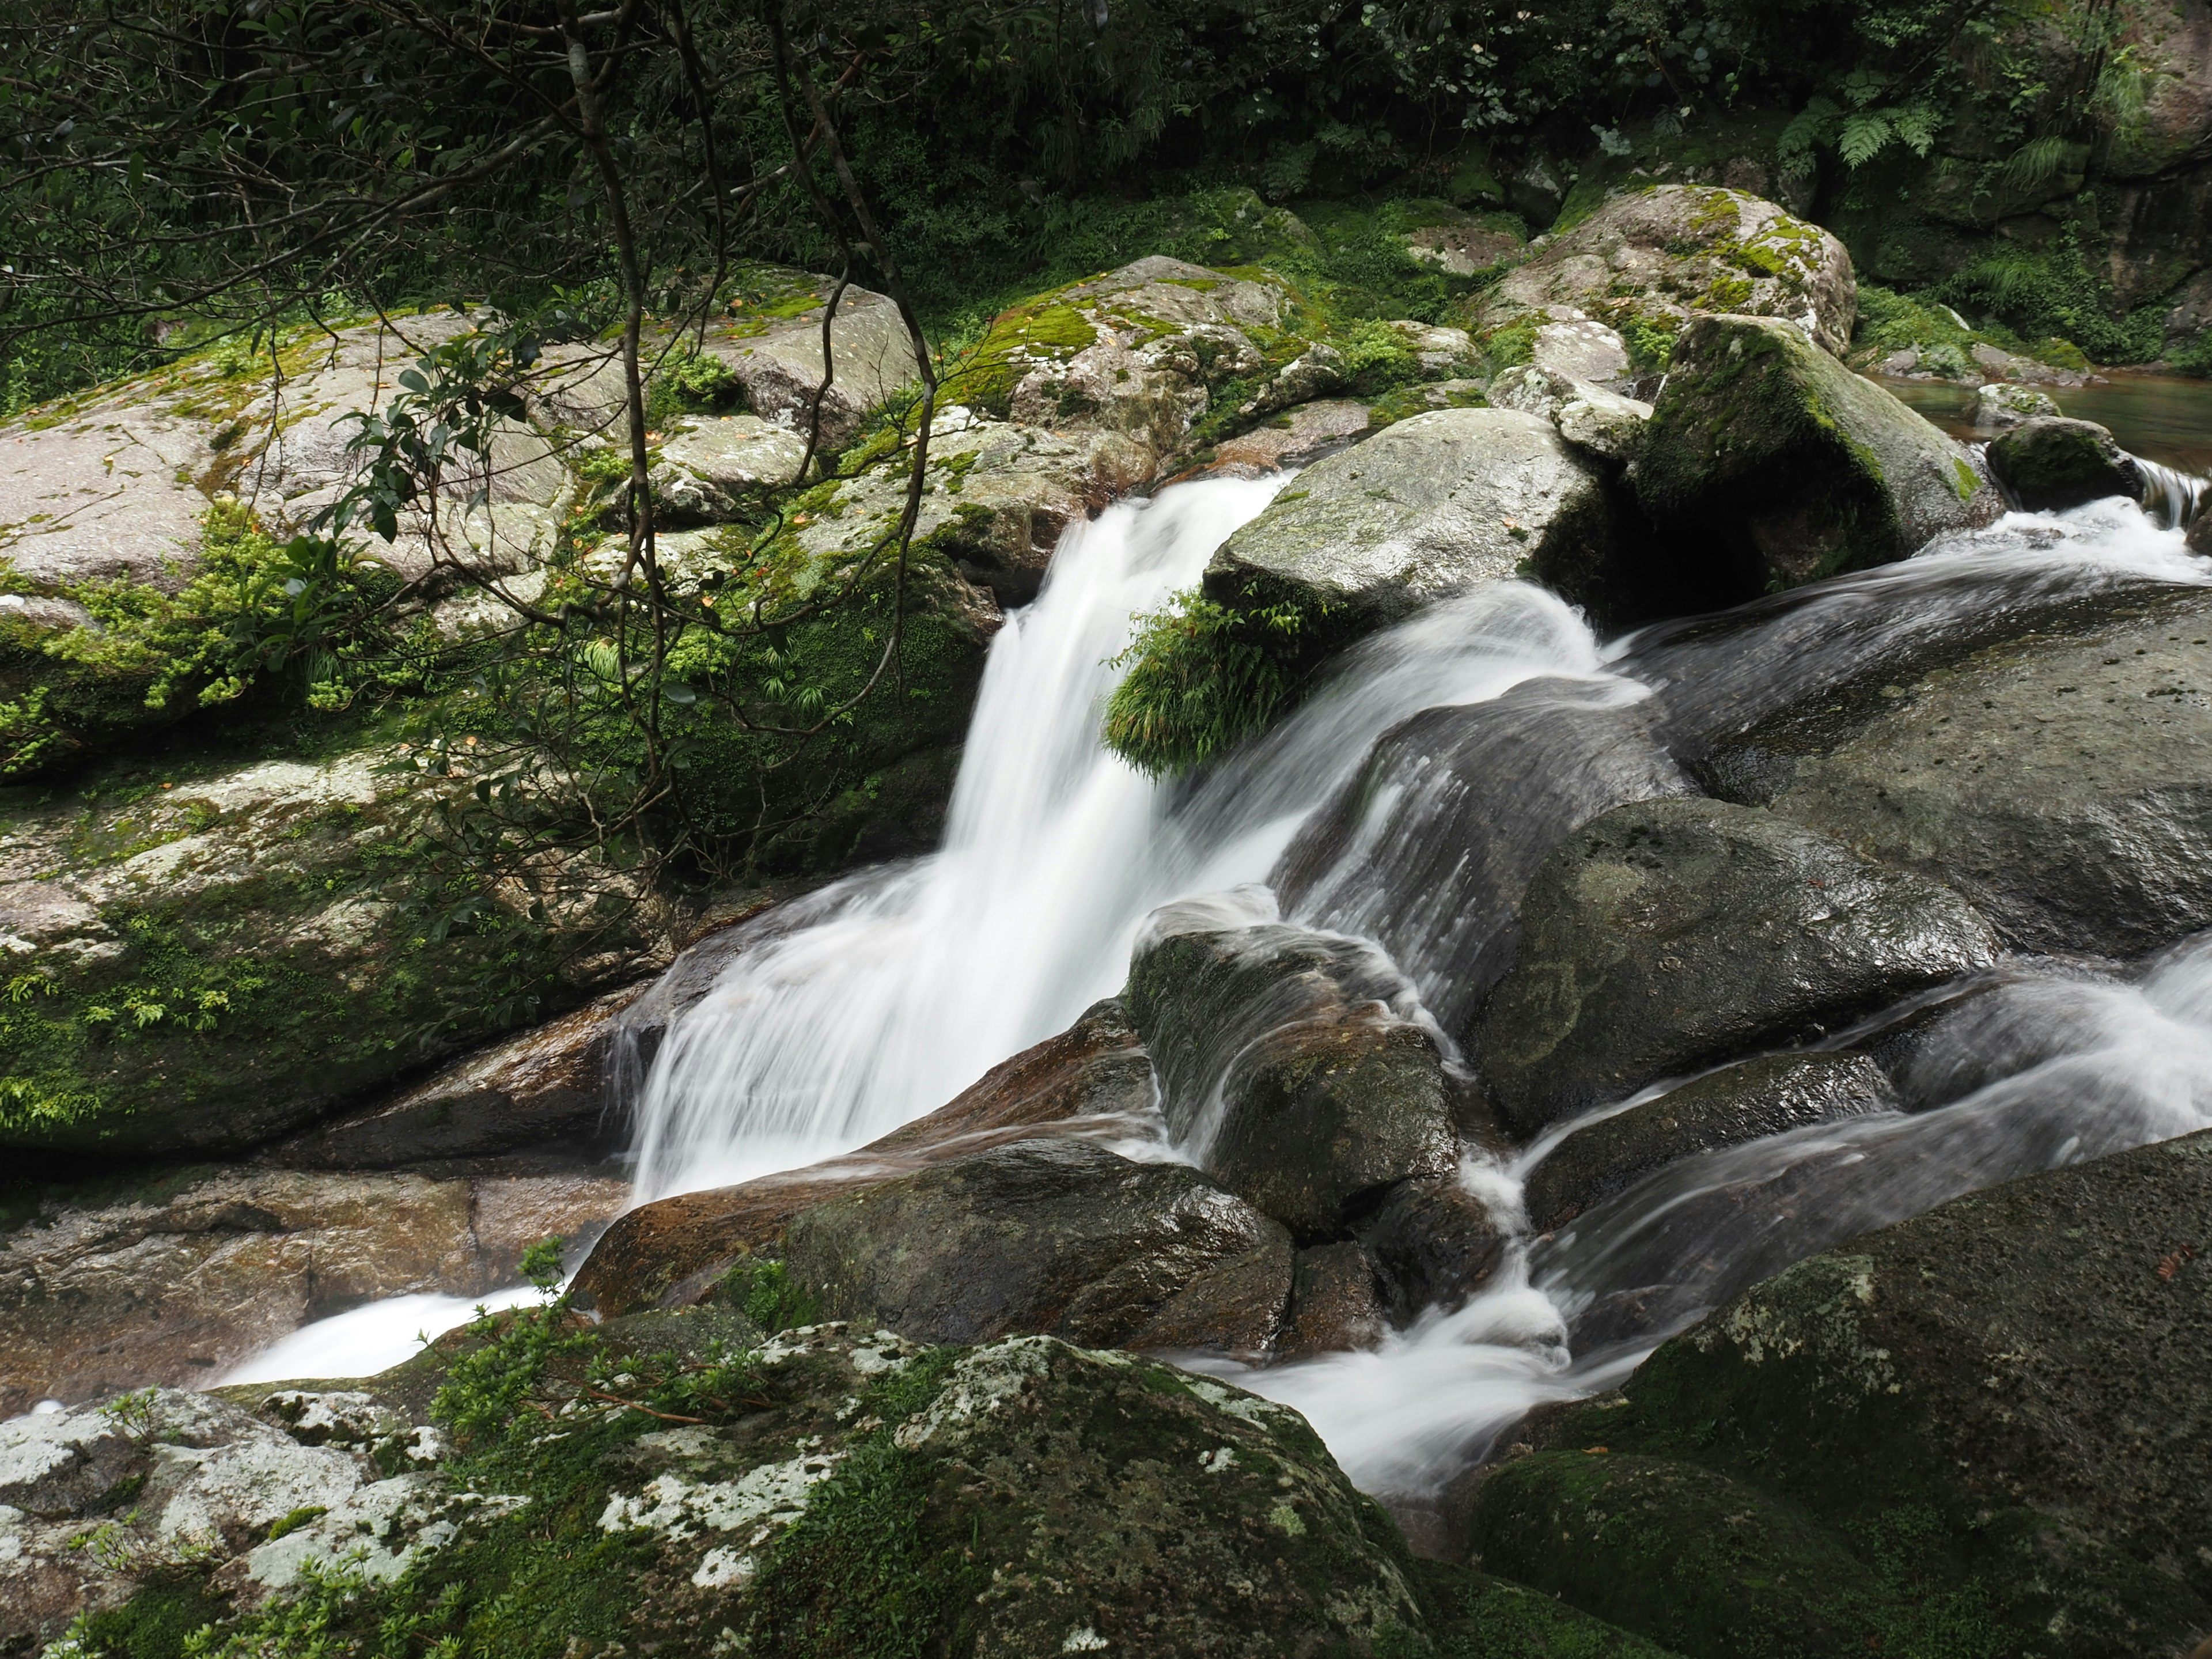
[{"x1": 1103, "y1": 586, "x2": 1310, "y2": 776}]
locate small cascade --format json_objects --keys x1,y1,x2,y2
[{"x1": 2136, "y1": 453, "x2": 2209, "y2": 531}]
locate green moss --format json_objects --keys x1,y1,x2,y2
[
  {"x1": 72, "y1": 1565, "x2": 231, "y2": 1659},
  {"x1": 1101, "y1": 585, "x2": 1311, "y2": 776}
]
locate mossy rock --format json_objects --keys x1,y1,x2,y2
[
  {"x1": 1984, "y1": 415, "x2": 2141, "y2": 511},
  {"x1": 1487, "y1": 1126, "x2": 2212, "y2": 1657},
  {"x1": 1628, "y1": 315, "x2": 2003, "y2": 604}
]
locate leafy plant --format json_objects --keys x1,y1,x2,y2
[{"x1": 1103, "y1": 586, "x2": 1312, "y2": 775}]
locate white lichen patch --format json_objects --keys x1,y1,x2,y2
[
  {"x1": 1180, "y1": 1377, "x2": 1300, "y2": 1432},
  {"x1": 1199, "y1": 1447, "x2": 1237, "y2": 1475},
  {"x1": 597, "y1": 1450, "x2": 843, "y2": 1543},
  {"x1": 245, "y1": 1476, "x2": 524, "y2": 1589},
  {"x1": 892, "y1": 1336, "x2": 1057, "y2": 1450},
  {"x1": 1062, "y1": 1627, "x2": 1110, "y2": 1652}
]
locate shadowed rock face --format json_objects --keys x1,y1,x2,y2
[
  {"x1": 1986, "y1": 415, "x2": 2142, "y2": 511},
  {"x1": 1628, "y1": 314, "x2": 2002, "y2": 605},
  {"x1": 1471, "y1": 797, "x2": 1999, "y2": 1137},
  {"x1": 1522, "y1": 1051, "x2": 1896, "y2": 1235},
  {"x1": 1770, "y1": 593, "x2": 2212, "y2": 959},
  {"x1": 1124, "y1": 906, "x2": 1457, "y2": 1238},
  {"x1": 1200, "y1": 407, "x2": 1616, "y2": 647},
  {"x1": 1479, "y1": 1127, "x2": 2212, "y2": 1659},
  {"x1": 781, "y1": 1137, "x2": 1294, "y2": 1353}
]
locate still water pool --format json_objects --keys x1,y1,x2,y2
[{"x1": 1880, "y1": 371, "x2": 2212, "y2": 476}]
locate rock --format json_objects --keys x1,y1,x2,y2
[
  {"x1": 265, "y1": 984, "x2": 643, "y2": 1168},
  {"x1": 1200, "y1": 407, "x2": 1616, "y2": 649},
  {"x1": 1771, "y1": 592, "x2": 2212, "y2": 957},
  {"x1": 1986, "y1": 415, "x2": 2142, "y2": 511},
  {"x1": 1124, "y1": 901, "x2": 1457, "y2": 1238},
  {"x1": 1525, "y1": 313, "x2": 1633, "y2": 384},
  {"x1": 0, "y1": 1161, "x2": 625, "y2": 1414},
  {"x1": 2192, "y1": 511, "x2": 2212, "y2": 556},
  {"x1": 1359, "y1": 1175, "x2": 1507, "y2": 1320},
  {"x1": 1522, "y1": 1051, "x2": 1897, "y2": 1234},
  {"x1": 0, "y1": 741, "x2": 675, "y2": 1155},
  {"x1": 1471, "y1": 186, "x2": 1857, "y2": 359},
  {"x1": 571, "y1": 999, "x2": 1162, "y2": 1317},
  {"x1": 1971, "y1": 381, "x2": 2062, "y2": 428},
  {"x1": 780, "y1": 1137, "x2": 1293, "y2": 1353},
  {"x1": 1471, "y1": 798, "x2": 2002, "y2": 1136},
  {"x1": 1628, "y1": 315, "x2": 2003, "y2": 601},
  {"x1": 1238, "y1": 342, "x2": 1350, "y2": 419},
  {"x1": 1277, "y1": 1241, "x2": 1389, "y2": 1357},
  {"x1": 1384, "y1": 319, "x2": 1480, "y2": 374},
  {"x1": 1275, "y1": 679, "x2": 1695, "y2": 1035},
  {"x1": 646, "y1": 414, "x2": 809, "y2": 521},
  {"x1": 1399, "y1": 209, "x2": 1526, "y2": 276},
  {"x1": 6, "y1": 1319, "x2": 1454, "y2": 1657},
  {"x1": 1487, "y1": 364, "x2": 1653, "y2": 462},
  {"x1": 1483, "y1": 1126, "x2": 2212, "y2": 1657},
  {"x1": 1198, "y1": 397, "x2": 1374, "y2": 476}
]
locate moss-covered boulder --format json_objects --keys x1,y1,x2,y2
[
  {"x1": 1985, "y1": 414, "x2": 2142, "y2": 511},
  {"x1": 781, "y1": 1137, "x2": 1296, "y2": 1355},
  {"x1": 0, "y1": 1319, "x2": 1470, "y2": 1657},
  {"x1": 1469, "y1": 185, "x2": 1857, "y2": 362},
  {"x1": 1125, "y1": 903, "x2": 1459, "y2": 1237},
  {"x1": 1199, "y1": 407, "x2": 1618, "y2": 649},
  {"x1": 1471, "y1": 798, "x2": 2000, "y2": 1136},
  {"x1": 0, "y1": 740, "x2": 675, "y2": 1154},
  {"x1": 1770, "y1": 592, "x2": 2212, "y2": 957},
  {"x1": 1971, "y1": 381, "x2": 2061, "y2": 428},
  {"x1": 1627, "y1": 315, "x2": 2003, "y2": 602},
  {"x1": 1475, "y1": 1126, "x2": 2212, "y2": 1658},
  {"x1": 1522, "y1": 1051, "x2": 1896, "y2": 1234}
]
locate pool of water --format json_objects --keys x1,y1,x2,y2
[{"x1": 1877, "y1": 373, "x2": 2212, "y2": 476}]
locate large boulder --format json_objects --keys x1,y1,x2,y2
[
  {"x1": 1475, "y1": 1127, "x2": 2212, "y2": 1658},
  {"x1": 1471, "y1": 186, "x2": 1857, "y2": 361},
  {"x1": 1124, "y1": 901, "x2": 1459, "y2": 1237},
  {"x1": 1471, "y1": 798, "x2": 2001, "y2": 1135},
  {"x1": 0, "y1": 741, "x2": 674, "y2": 1155},
  {"x1": 571, "y1": 999, "x2": 1162, "y2": 1318},
  {"x1": 1522, "y1": 1051, "x2": 1897, "y2": 1234},
  {"x1": 0, "y1": 1321, "x2": 1450, "y2": 1657},
  {"x1": 0, "y1": 1161, "x2": 624, "y2": 1415},
  {"x1": 780, "y1": 1137, "x2": 1295, "y2": 1355},
  {"x1": 1984, "y1": 415, "x2": 2142, "y2": 511},
  {"x1": 1275, "y1": 679, "x2": 1695, "y2": 1032},
  {"x1": 1627, "y1": 315, "x2": 2003, "y2": 602},
  {"x1": 1771, "y1": 592, "x2": 2212, "y2": 957},
  {"x1": 1200, "y1": 407, "x2": 1618, "y2": 648}
]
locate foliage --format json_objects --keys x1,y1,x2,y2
[
  {"x1": 719, "y1": 1255, "x2": 821, "y2": 1333},
  {"x1": 1931, "y1": 230, "x2": 2166, "y2": 366},
  {"x1": 1103, "y1": 586, "x2": 1311, "y2": 776}
]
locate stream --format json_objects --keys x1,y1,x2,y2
[{"x1": 228, "y1": 449, "x2": 2212, "y2": 1509}]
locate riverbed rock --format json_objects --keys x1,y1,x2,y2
[
  {"x1": 781, "y1": 1138, "x2": 1293, "y2": 1354},
  {"x1": 1522, "y1": 1051, "x2": 1897, "y2": 1235},
  {"x1": 1476, "y1": 1126, "x2": 2212, "y2": 1658},
  {"x1": 0, "y1": 740, "x2": 675, "y2": 1156},
  {"x1": 1628, "y1": 314, "x2": 2003, "y2": 603},
  {"x1": 1359, "y1": 1174, "x2": 1508, "y2": 1320},
  {"x1": 1277, "y1": 1241, "x2": 1389, "y2": 1357},
  {"x1": 1275, "y1": 679, "x2": 1696, "y2": 1031},
  {"x1": 2191, "y1": 510, "x2": 2212, "y2": 556},
  {"x1": 1470, "y1": 186, "x2": 1857, "y2": 360},
  {"x1": 646, "y1": 413, "x2": 810, "y2": 521},
  {"x1": 1200, "y1": 407, "x2": 1616, "y2": 649},
  {"x1": 0, "y1": 1161, "x2": 625, "y2": 1415},
  {"x1": 571, "y1": 1000, "x2": 1162, "y2": 1317},
  {"x1": 1486, "y1": 363, "x2": 1653, "y2": 461},
  {"x1": 1771, "y1": 592, "x2": 2212, "y2": 958},
  {"x1": 1124, "y1": 901, "x2": 1457, "y2": 1238},
  {"x1": 1471, "y1": 798, "x2": 2001, "y2": 1136},
  {"x1": 1971, "y1": 381, "x2": 2062, "y2": 428},
  {"x1": 1985, "y1": 414, "x2": 2142, "y2": 511}
]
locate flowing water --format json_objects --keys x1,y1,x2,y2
[{"x1": 238, "y1": 463, "x2": 2212, "y2": 1508}]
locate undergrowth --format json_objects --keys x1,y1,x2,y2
[{"x1": 1103, "y1": 585, "x2": 1314, "y2": 776}]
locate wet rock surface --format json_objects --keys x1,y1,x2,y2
[
  {"x1": 1471, "y1": 185, "x2": 1857, "y2": 358},
  {"x1": 1201, "y1": 407, "x2": 1616, "y2": 646},
  {"x1": 1277, "y1": 1241, "x2": 1389, "y2": 1358},
  {"x1": 1523, "y1": 1051, "x2": 1897, "y2": 1234},
  {"x1": 1359, "y1": 1174, "x2": 1508, "y2": 1320},
  {"x1": 1471, "y1": 797, "x2": 2001, "y2": 1135},
  {"x1": 1771, "y1": 592, "x2": 2212, "y2": 957},
  {"x1": 1483, "y1": 1127, "x2": 2212, "y2": 1658},
  {"x1": 1986, "y1": 415, "x2": 2142, "y2": 511},
  {"x1": 1125, "y1": 904, "x2": 1458, "y2": 1237},
  {"x1": 781, "y1": 1137, "x2": 1294, "y2": 1353},
  {"x1": 1628, "y1": 315, "x2": 2002, "y2": 604},
  {"x1": 0, "y1": 1160, "x2": 625, "y2": 1415}
]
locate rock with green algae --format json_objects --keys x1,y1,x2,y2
[
  {"x1": 1471, "y1": 1125, "x2": 2212, "y2": 1659},
  {"x1": 1468, "y1": 185, "x2": 1857, "y2": 359},
  {"x1": 1627, "y1": 314, "x2": 2003, "y2": 601},
  {"x1": 1470, "y1": 797, "x2": 1999, "y2": 1137},
  {"x1": 0, "y1": 739, "x2": 676, "y2": 1156},
  {"x1": 6, "y1": 1315, "x2": 1528, "y2": 1658},
  {"x1": 1199, "y1": 406, "x2": 1618, "y2": 650},
  {"x1": 1985, "y1": 414, "x2": 2142, "y2": 512}
]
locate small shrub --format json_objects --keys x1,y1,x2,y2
[{"x1": 1103, "y1": 587, "x2": 1310, "y2": 776}]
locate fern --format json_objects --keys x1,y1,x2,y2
[{"x1": 1838, "y1": 112, "x2": 1893, "y2": 168}]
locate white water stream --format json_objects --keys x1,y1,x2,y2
[{"x1": 227, "y1": 479, "x2": 2212, "y2": 1505}]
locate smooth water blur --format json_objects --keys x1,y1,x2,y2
[
  {"x1": 630, "y1": 480, "x2": 1607, "y2": 1200},
  {"x1": 219, "y1": 1284, "x2": 548, "y2": 1387}
]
